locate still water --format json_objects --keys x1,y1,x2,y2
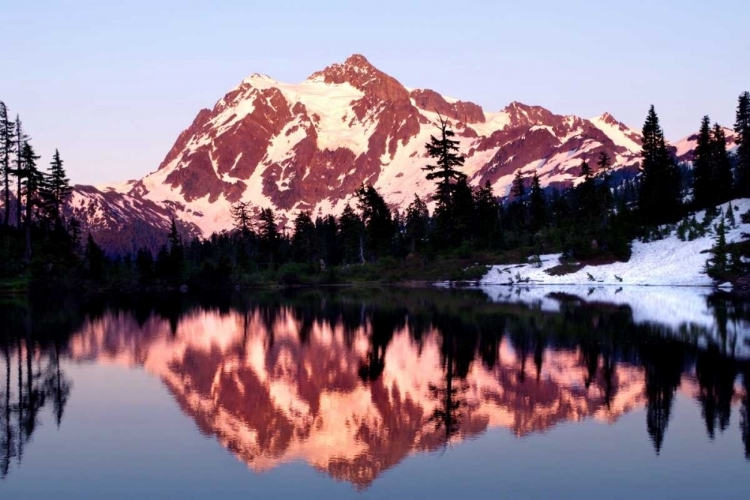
[{"x1": 1, "y1": 286, "x2": 749, "y2": 499}]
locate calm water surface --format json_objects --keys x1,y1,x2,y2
[{"x1": 1, "y1": 287, "x2": 750, "y2": 499}]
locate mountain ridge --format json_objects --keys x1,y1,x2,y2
[{"x1": 65, "y1": 54, "x2": 736, "y2": 253}]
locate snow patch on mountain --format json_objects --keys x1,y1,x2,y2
[{"x1": 590, "y1": 113, "x2": 642, "y2": 151}]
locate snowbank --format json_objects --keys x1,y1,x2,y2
[{"x1": 481, "y1": 199, "x2": 750, "y2": 287}]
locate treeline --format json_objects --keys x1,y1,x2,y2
[
  {"x1": 3, "y1": 91, "x2": 750, "y2": 289},
  {"x1": 0, "y1": 100, "x2": 89, "y2": 288}
]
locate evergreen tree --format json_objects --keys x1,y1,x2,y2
[
  {"x1": 167, "y1": 218, "x2": 184, "y2": 281},
  {"x1": 580, "y1": 159, "x2": 592, "y2": 180},
  {"x1": 507, "y1": 170, "x2": 529, "y2": 233},
  {"x1": 597, "y1": 151, "x2": 612, "y2": 177},
  {"x1": 291, "y1": 211, "x2": 317, "y2": 263},
  {"x1": 68, "y1": 216, "x2": 82, "y2": 251},
  {"x1": 0, "y1": 102, "x2": 15, "y2": 228},
  {"x1": 46, "y1": 149, "x2": 71, "y2": 222},
  {"x1": 450, "y1": 178, "x2": 475, "y2": 245},
  {"x1": 423, "y1": 118, "x2": 467, "y2": 246},
  {"x1": 422, "y1": 117, "x2": 466, "y2": 208},
  {"x1": 692, "y1": 115, "x2": 712, "y2": 209},
  {"x1": 20, "y1": 142, "x2": 43, "y2": 262},
  {"x1": 355, "y1": 184, "x2": 394, "y2": 260},
  {"x1": 258, "y1": 208, "x2": 280, "y2": 268},
  {"x1": 707, "y1": 218, "x2": 728, "y2": 279},
  {"x1": 230, "y1": 201, "x2": 253, "y2": 236},
  {"x1": 638, "y1": 105, "x2": 682, "y2": 225},
  {"x1": 726, "y1": 202, "x2": 736, "y2": 227},
  {"x1": 316, "y1": 214, "x2": 341, "y2": 267},
  {"x1": 404, "y1": 194, "x2": 430, "y2": 253},
  {"x1": 528, "y1": 173, "x2": 547, "y2": 231},
  {"x1": 734, "y1": 91, "x2": 750, "y2": 196},
  {"x1": 576, "y1": 160, "x2": 597, "y2": 224},
  {"x1": 339, "y1": 203, "x2": 365, "y2": 264},
  {"x1": 596, "y1": 152, "x2": 614, "y2": 226},
  {"x1": 710, "y1": 123, "x2": 733, "y2": 205},
  {"x1": 473, "y1": 181, "x2": 501, "y2": 246},
  {"x1": 511, "y1": 169, "x2": 525, "y2": 201}
]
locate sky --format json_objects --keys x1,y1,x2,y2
[{"x1": 1, "y1": 0, "x2": 748, "y2": 185}]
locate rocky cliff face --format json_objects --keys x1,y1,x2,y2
[{"x1": 68, "y1": 54, "x2": 735, "y2": 249}]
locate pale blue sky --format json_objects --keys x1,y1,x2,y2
[{"x1": 1, "y1": 0, "x2": 748, "y2": 185}]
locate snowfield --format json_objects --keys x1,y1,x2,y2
[{"x1": 481, "y1": 199, "x2": 750, "y2": 287}]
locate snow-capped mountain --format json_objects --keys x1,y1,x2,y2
[{"x1": 66, "y1": 54, "x2": 733, "y2": 250}]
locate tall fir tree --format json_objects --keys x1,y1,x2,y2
[
  {"x1": 709, "y1": 123, "x2": 733, "y2": 206},
  {"x1": 576, "y1": 159, "x2": 597, "y2": 226},
  {"x1": 355, "y1": 184, "x2": 394, "y2": 260},
  {"x1": 404, "y1": 194, "x2": 430, "y2": 253},
  {"x1": 580, "y1": 159, "x2": 592, "y2": 180},
  {"x1": 258, "y1": 208, "x2": 280, "y2": 268},
  {"x1": 450, "y1": 178, "x2": 475, "y2": 245},
  {"x1": 473, "y1": 181, "x2": 501, "y2": 246},
  {"x1": 734, "y1": 91, "x2": 750, "y2": 196},
  {"x1": 46, "y1": 149, "x2": 71, "y2": 222},
  {"x1": 291, "y1": 211, "x2": 318, "y2": 263},
  {"x1": 528, "y1": 173, "x2": 547, "y2": 231},
  {"x1": 692, "y1": 115, "x2": 712, "y2": 209},
  {"x1": 20, "y1": 142, "x2": 43, "y2": 261},
  {"x1": 423, "y1": 118, "x2": 466, "y2": 245},
  {"x1": 637, "y1": 105, "x2": 682, "y2": 225},
  {"x1": 230, "y1": 201, "x2": 253, "y2": 236},
  {"x1": 597, "y1": 151, "x2": 612, "y2": 178},
  {"x1": 511, "y1": 169, "x2": 525, "y2": 201},
  {"x1": 167, "y1": 218, "x2": 184, "y2": 281},
  {"x1": 0, "y1": 102, "x2": 15, "y2": 228},
  {"x1": 339, "y1": 203, "x2": 365, "y2": 264},
  {"x1": 315, "y1": 214, "x2": 340, "y2": 267},
  {"x1": 596, "y1": 151, "x2": 614, "y2": 226},
  {"x1": 422, "y1": 117, "x2": 466, "y2": 208},
  {"x1": 508, "y1": 169, "x2": 528, "y2": 232}
]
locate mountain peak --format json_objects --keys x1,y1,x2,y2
[
  {"x1": 307, "y1": 53, "x2": 379, "y2": 82},
  {"x1": 343, "y1": 53, "x2": 374, "y2": 70},
  {"x1": 500, "y1": 101, "x2": 556, "y2": 127},
  {"x1": 595, "y1": 112, "x2": 620, "y2": 126},
  {"x1": 307, "y1": 54, "x2": 409, "y2": 102}
]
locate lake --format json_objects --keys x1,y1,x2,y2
[{"x1": 1, "y1": 286, "x2": 749, "y2": 499}]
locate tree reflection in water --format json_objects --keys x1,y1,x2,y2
[{"x1": 1, "y1": 288, "x2": 750, "y2": 485}]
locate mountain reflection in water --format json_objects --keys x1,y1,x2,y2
[{"x1": 1, "y1": 288, "x2": 750, "y2": 489}]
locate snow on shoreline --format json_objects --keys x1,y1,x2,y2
[
  {"x1": 481, "y1": 199, "x2": 750, "y2": 287},
  {"x1": 475, "y1": 284, "x2": 750, "y2": 358},
  {"x1": 453, "y1": 199, "x2": 750, "y2": 358}
]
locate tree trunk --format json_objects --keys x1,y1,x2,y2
[
  {"x1": 15, "y1": 177, "x2": 21, "y2": 229},
  {"x1": 23, "y1": 199, "x2": 31, "y2": 263},
  {"x1": 2, "y1": 169, "x2": 8, "y2": 228}
]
